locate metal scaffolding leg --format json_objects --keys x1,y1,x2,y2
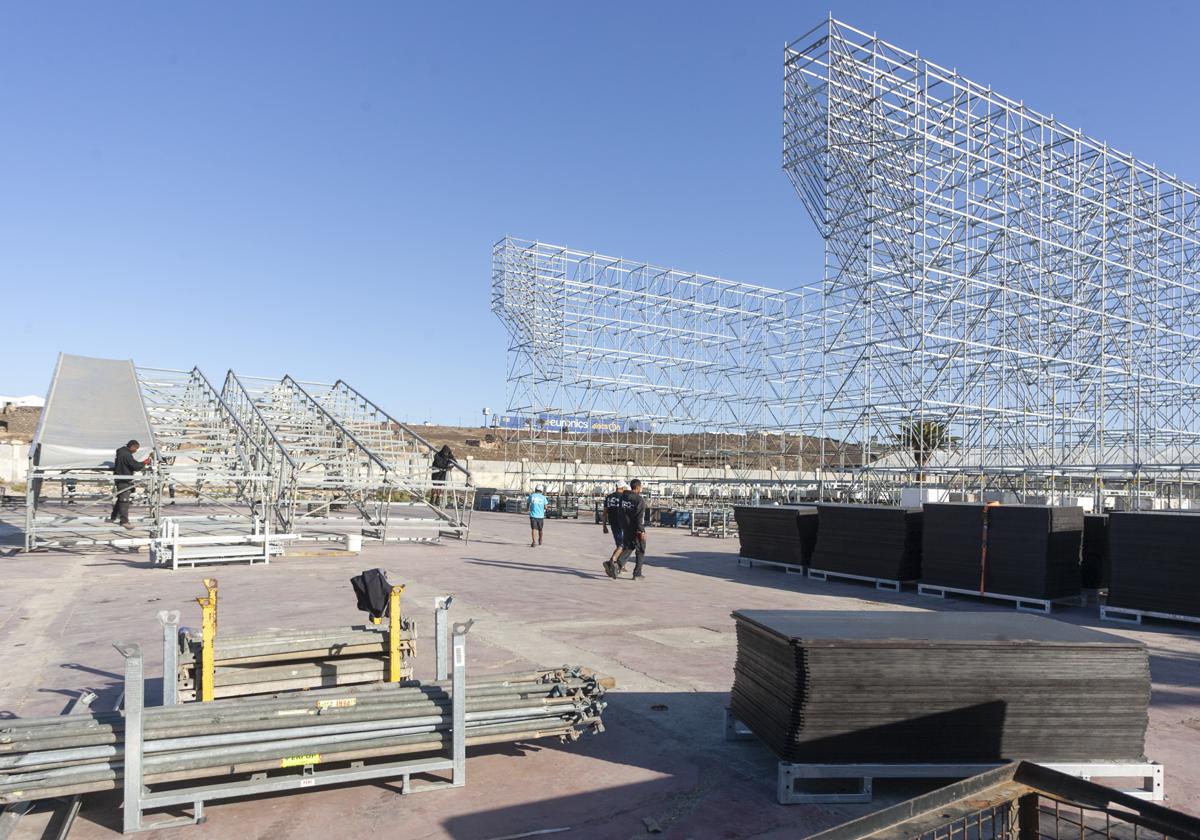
[
  {"x1": 435, "y1": 595, "x2": 453, "y2": 681},
  {"x1": 158, "y1": 610, "x2": 181, "y2": 707},
  {"x1": 450, "y1": 621, "x2": 469, "y2": 788},
  {"x1": 116, "y1": 642, "x2": 196, "y2": 833}
]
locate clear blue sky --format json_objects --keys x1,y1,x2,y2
[{"x1": 2, "y1": 1, "x2": 1197, "y2": 424}]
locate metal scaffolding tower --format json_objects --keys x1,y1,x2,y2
[
  {"x1": 491, "y1": 236, "x2": 817, "y2": 485},
  {"x1": 783, "y1": 17, "x2": 1200, "y2": 503}
]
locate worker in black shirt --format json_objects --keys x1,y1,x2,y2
[
  {"x1": 430, "y1": 445, "x2": 455, "y2": 505},
  {"x1": 109, "y1": 439, "x2": 152, "y2": 529},
  {"x1": 600, "y1": 480, "x2": 628, "y2": 576},
  {"x1": 608, "y1": 478, "x2": 648, "y2": 580}
]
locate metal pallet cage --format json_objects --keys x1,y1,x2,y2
[{"x1": 808, "y1": 761, "x2": 1200, "y2": 840}]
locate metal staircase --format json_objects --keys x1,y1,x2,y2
[
  {"x1": 220, "y1": 375, "x2": 464, "y2": 542},
  {"x1": 312, "y1": 380, "x2": 474, "y2": 540},
  {"x1": 221, "y1": 371, "x2": 299, "y2": 531}
]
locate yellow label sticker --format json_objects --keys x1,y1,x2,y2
[
  {"x1": 280, "y1": 753, "x2": 320, "y2": 768},
  {"x1": 316, "y1": 698, "x2": 356, "y2": 710}
]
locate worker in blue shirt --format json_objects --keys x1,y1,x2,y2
[{"x1": 528, "y1": 485, "x2": 548, "y2": 547}]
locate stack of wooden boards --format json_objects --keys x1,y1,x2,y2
[
  {"x1": 730, "y1": 610, "x2": 1150, "y2": 763},
  {"x1": 810, "y1": 505, "x2": 922, "y2": 581},
  {"x1": 176, "y1": 625, "x2": 416, "y2": 701},
  {"x1": 734, "y1": 505, "x2": 818, "y2": 567},
  {"x1": 921, "y1": 504, "x2": 1083, "y2": 600},
  {"x1": 1108, "y1": 512, "x2": 1200, "y2": 619}
]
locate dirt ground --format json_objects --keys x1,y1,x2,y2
[{"x1": 0, "y1": 511, "x2": 1197, "y2": 839}]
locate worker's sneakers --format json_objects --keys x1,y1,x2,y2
[
  {"x1": 603, "y1": 560, "x2": 617, "y2": 579},
  {"x1": 632, "y1": 574, "x2": 646, "y2": 581},
  {"x1": 121, "y1": 523, "x2": 136, "y2": 530},
  {"x1": 530, "y1": 541, "x2": 537, "y2": 548}
]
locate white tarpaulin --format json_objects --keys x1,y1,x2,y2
[{"x1": 33, "y1": 353, "x2": 156, "y2": 470}]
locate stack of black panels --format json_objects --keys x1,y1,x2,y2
[
  {"x1": 986, "y1": 506, "x2": 1083, "y2": 599},
  {"x1": 1081, "y1": 514, "x2": 1110, "y2": 590},
  {"x1": 811, "y1": 505, "x2": 922, "y2": 580},
  {"x1": 734, "y1": 505, "x2": 818, "y2": 567},
  {"x1": 730, "y1": 610, "x2": 1149, "y2": 763},
  {"x1": 921, "y1": 503, "x2": 986, "y2": 589},
  {"x1": 1108, "y1": 512, "x2": 1200, "y2": 618},
  {"x1": 921, "y1": 504, "x2": 1083, "y2": 600}
]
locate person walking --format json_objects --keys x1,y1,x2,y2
[
  {"x1": 601, "y1": 480, "x2": 628, "y2": 572},
  {"x1": 607, "y1": 478, "x2": 648, "y2": 580},
  {"x1": 109, "y1": 439, "x2": 152, "y2": 530},
  {"x1": 527, "y1": 484, "x2": 548, "y2": 547}
]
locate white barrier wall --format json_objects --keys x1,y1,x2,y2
[
  {"x1": 0, "y1": 442, "x2": 28, "y2": 485},
  {"x1": 459, "y1": 457, "x2": 821, "y2": 494}
]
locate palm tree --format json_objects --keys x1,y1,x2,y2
[{"x1": 893, "y1": 420, "x2": 956, "y2": 481}]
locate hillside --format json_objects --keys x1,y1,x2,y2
[
  {"x1": 0, "y1": 407, "x2": 40, "y2": 442},
  {"x1": 0, "y1": 409, "x2": 868, "y2": 469}
]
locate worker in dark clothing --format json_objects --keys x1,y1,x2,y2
[
  {"x1": 601, "y1": 480, "x2": 628, "y2": 574},
  {"x1": 109, "y1": 439, "x2": 152, "y2": 529},
  {"x1": 607, "y1": 478, "x2": 648, "y2": 580},
  {"x1": 430, "y1": 445, "x2": 455, "y2": 506}
]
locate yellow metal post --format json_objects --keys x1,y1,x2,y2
[
  {"x1": 196, "y1": 578, "x2": 218, "y2": 702},
  {"x1": 388, "y1": 584, "x2": 405, "y2": 683}
]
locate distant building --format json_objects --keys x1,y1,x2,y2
[{"x1": 0, "y1": 395, "x2": 46, "y2": 409}]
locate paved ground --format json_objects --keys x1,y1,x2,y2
[{"x1": 1, "y1": 510, "x2": 1198, "y2": 839}]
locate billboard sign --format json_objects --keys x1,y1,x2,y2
[{"x1": 495, "y1": 413, "x2": 652, "y2": 434}]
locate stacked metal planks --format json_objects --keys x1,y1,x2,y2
[
  {"x1": 734, "y1": 505, "x2": 818, "y2": 567},
  {"x1": 730, "y1": 610, "x2": 1149, "y2": 763},
  {"x1": 1108, "y1": 512, "x2": 1200, "y2": 619},
  {"x1": 810, "y1": 505, "x2": 922, "y2": 580}
]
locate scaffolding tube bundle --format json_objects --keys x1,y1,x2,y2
[{"x1": 0, "y1": 667, "x2": 609, "y2": 805}]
